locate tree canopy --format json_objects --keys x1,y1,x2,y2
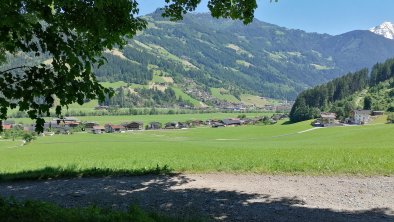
[{"x1": 0, "y1": 0, "x2": 261, "y2": 132}]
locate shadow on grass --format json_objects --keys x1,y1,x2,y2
[
  {"x1": 0, "y1": 165, "x2": 173, "y2": 182},
  {"x1": 281, "y1": 120, "x2": 294, "y2": 125},
  {"x1": 0, "y1": 173, "x2": 392, "y2": 221}
]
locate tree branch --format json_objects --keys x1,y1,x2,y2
[{"x1": 0, "y1": 66, "x2": 30, "y2": 75}]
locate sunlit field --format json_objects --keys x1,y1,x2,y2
[{"x1": 1, "y1": 120, "x2": 393, "y2": 179}]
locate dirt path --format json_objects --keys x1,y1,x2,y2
[{"x1": 0, "y1": 174, "x2": 393, "y2": 221}]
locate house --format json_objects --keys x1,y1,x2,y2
[
  {"x1": 1, "y1": 124, "x2": 12, "y2": 130},
  {"x1": 178, "y1": 122, "x2": 189, "y2": 129},
  {"x1": 84, "y1": 122, "x2": 99, "y2": 131},
  {"x1": 222, "y1": 118, "x2": 242, "y2": 126},
  {"x1": 351, "y1": 110, "x2": 371, "y2": 125},
  {"x1": 164, "y1": 122, "x2": 178, "y2": 129},
  {"x1": 92, "y1": 126, "x2": 106, "y2": 134},
  {"x1": 50, "y1": 117, "x2": 81, "y2": 129},
  {"x1": 65, "y1": 121, "x2": 80, "y2": 128},
  {"x1": 146, "y1": 122, "x2": 162, "y2": 130},
  {"x1": 211, "y1": 122, "x2": 225, "y2": 128},
  {"x1": 105, "y1": 124, "x2": 126, "y2": 133},
  {"x1": 122, "y1": 121, "x2": 144, "y2": 130},
  {"x1": 189, "y1": 120, "x2": 204, "y2": 127},
  {"x1": 52, "y1": 117, "x2": 79, "y2": 124},
  {"x1": 319, "y1": 112, "x2": 337, "y2": 127}
]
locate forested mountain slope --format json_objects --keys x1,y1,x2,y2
[
  {"x1": 95, "y1": 11, "x2": 394, "y2": 100},
  {"x1": 3, "y1": 11, "x2": 394, "y2": 104},
  {"x1": 290, "y1": 58, "x2": 394, "y2": 122}
]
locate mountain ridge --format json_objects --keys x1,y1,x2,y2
[{"x1": 3, "y1": 12, "x2": 394, "y2": 107}]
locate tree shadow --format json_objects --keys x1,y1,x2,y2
[
  {"x1": 0, "y1": 171, "x2": 392, "y2": 222},
  {"x1": 281, "y1": 120, "x2": 294, "y2": 125},
  {"x1": 0, "y1": 165, "x2": 173, "y2": 182}
]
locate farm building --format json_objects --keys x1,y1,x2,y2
[
  {"x1": 312, "y1": 112, "x2": 336, "y2": 127},
  {"x1": 122, "y1": 121, "x2": 144, "y2": 130},
  {"x1": 84, "y1": 122, "x2": 99, "y2": 130},
  {"x1": 189, "y1": 120, "x2": 204, "y2": 127},
  {"x1": 351, "y1": 110, "x2": 371, "y2": 125},
  {"x1": 146, "y1": 122, "x2": 162, "y2": 130},
  {"x1": 212, "y1": 122, "x2": 225, "y2": 128},
  {"x1": 178, "y1": 122, "x2": 189, "y2": 129},
  {"x1": 53, "y1": 117, "x2": 80, "y2": 124},
  {"x1": 92, "y1": 126, "x2": 106, "y2": 134},
  {"x1": 164, "y1": 122, "x2": 178, "y2": 129},
  {"x1": 49, "y1": 117, "x2": 81, "y2": 130},
  {"x1": 222, "y1": 118, "x2": 242, "y2": 126},
  {"x1": 320, "y1": 112, "x2": 336, "y2": 127},
  {"x1": 105, "y1": 124, "x2": 126, "y2": 133},
  {"x1": 65, "y1": 122, "x2": 80, "y2": 128}
]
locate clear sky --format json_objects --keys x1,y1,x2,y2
[{"x1": 137, "y1": 0, "x2": 394, "y2": 35}]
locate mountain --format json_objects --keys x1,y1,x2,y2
[
  {"x1": 4, "y1": 12, "x2": 394, "y2": 107},
  {"x1": 94, "y1": 11, "x2": 394, "y2": 101},
  {"x1": 370, "y1": 22, "x2": 394, "y2": 39}
]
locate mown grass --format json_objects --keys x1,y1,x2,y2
[
  {"x1": 170, "y1": 87, "x2": 202, "y2": 107},
  {"x1": 0, "y1": 196, "x2": 198, "y2": 222},
  {"x1": 210, "y1": 88, "x2": 240, "y2": 103},
  {"x1": 0, "y1": 120, "x2": 393, "y2": 179}
]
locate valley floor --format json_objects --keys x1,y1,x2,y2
[{"x1": 0, "y1": 174, "x2": 393, "y2": 222}]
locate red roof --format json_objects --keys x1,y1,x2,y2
[
  {"x1": 93, "y1": 126, "x2": 105, "y2": 130},
  {"x1": 2, "y1": 124, "x2": 12, "y2": 130},
  {"x1": 110, "y1": 125, "x2": 125, "y2": 129}
]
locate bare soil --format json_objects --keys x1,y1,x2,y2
[{"x1": 0, "y1": 174, "x2": 393, "y2": 222}]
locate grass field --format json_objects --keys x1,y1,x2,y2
[
  {"x1": 210, "y1": 88, "x2": 240, "y2": 103},
  {"x1": 171, "y1": 87, "x2": 202, "y2": 107},
  {"x1": 0, "y1": 120, "x2": 393, "y2": 178},
  {"x1": 240, "y1": 94, "x2": 268, "y2": 107}
]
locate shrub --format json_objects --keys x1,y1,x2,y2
[
  {"x1": 388, "y1": 113, "x2": 394, "y2": 123},
  {"x1": 22, "y1": 133, "x2": 36, "y2": 144}
]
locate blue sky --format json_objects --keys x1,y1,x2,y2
[{"x1": 137, "y1": 0, "x2": 394, "y2": 35}]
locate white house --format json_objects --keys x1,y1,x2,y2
[{"x1": 352, "y1": 110, "x2": 371, "y2": 125}]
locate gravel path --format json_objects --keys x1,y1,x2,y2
[{"x1": 0, "y1": 174, "x2": 393, "y2": 222}]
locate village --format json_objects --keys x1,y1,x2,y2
[
  {"x1": 0, "y1": 114, "x2": 289, "y2": 136},
  {"x1": 0, "y1": 108, "x2": 388, "y2": 138}
]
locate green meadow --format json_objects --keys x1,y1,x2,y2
[{"x1": 0, "y1": 120, "x2": 393, "y2": 178}]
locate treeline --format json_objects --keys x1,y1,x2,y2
[
  {"x1": 370, "y1": 58, "x2": 394, "y2": 86},
  {"x1": 289, "y1": 69, "x2": 369, "y2": 122}
]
